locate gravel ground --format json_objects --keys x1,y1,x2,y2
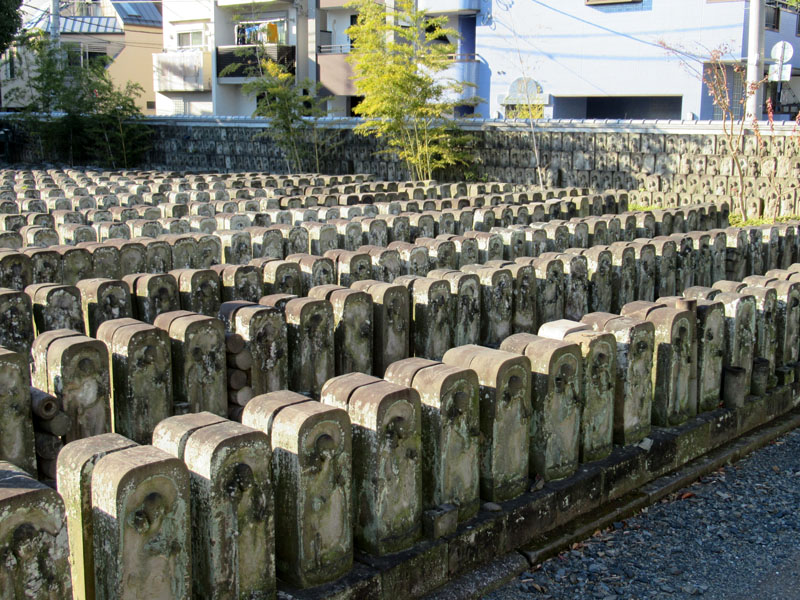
[{"x1": 485, "y1": 428, "x2": 800, "y2": 600}]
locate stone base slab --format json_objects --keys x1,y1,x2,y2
[{"x1": 278, "y1": 385, "x2": 800, "y2": 599}]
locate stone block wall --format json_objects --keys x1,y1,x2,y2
[{"x1": 144, "y1": 119, "x2": 800, "y2": 205}]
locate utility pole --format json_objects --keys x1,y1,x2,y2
[
  {"x1": 50, "y1": 0, "x2": 60, "y2": 44},
  {"x1": 745, "y1": 0, "x2": 765, "y2": 120}
]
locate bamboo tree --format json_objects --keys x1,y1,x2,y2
[
  {"x1": 346, "y1": 0, "x2": 475, "y2": 181},
  {"x1": 223, "y1": 30, "x2": 343, "y2": 173}
]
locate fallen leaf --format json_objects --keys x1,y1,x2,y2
[{"x1": 680, "y1": 492, "x2": 695, "y2": 500}]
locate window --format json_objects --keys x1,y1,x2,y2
[
  {"x1": 347, "y1": 96, "x2": 364, "y2": 117},
  {"x1": 4, "y1": 49, "x2": 16, "y2": 79},
  {"x1": 796, "y1": 12, "x2": 800, "y2": 36},
  {"x1": 73, "y1": 2, "x2": 100, "y2": 16},
  {"x1": 64, "y1": 42, "x2": 106, "y2": 67},
  {"x1": 65, "y1": 43, "x2": 83, "y2": 67},
  {"x1": 505, "y1": 104, "x2": 544, "y2": 119},
  {"x1": 173, "y1": 98, "x2": 186, "y2": 115},
  {"x1": 425, "y1": 21, "x2": 451, "y2": 44},
  {"x1": 712, "y1": 67, "x2": 744, "y2": 120},
  {"x1": 766, "y1": 2, "x2": 780, "y2": 31},
  {"x1": 235, "y1": 18, "x2": 287, "y2": 46},
  {"x1": 87, "y1": 49, "x2": 106, "y2": 63},
  {"x1": 177, "y1": 31, "x2": 204, "y2": 49},
  {"x1": 146, "y1": 101, "x2": 156, "y2": 110},
  {"x1": 347, "y1": 13, "x2": 357, "y2": 46}
]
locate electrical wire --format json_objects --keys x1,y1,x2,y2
[
  {"x1": 17, "y1": 1, "x2": 164, "y2": 50},
  {"x1": 505, "y1": 0, "x2": 723, "y2": 65},
  {"x1": 14, "y1": 0, "x2": 356, "y2": 54}
]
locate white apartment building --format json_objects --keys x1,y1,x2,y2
[
  {"x1": 153, "y1": 0, "x2": 481, "y2": 117},
  {"x1": 154, "y1": 0, "x2": 800, "y2": 121}
]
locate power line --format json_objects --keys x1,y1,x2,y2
[
  {"x1": 15, "y1": 18, "x2": 165, "y2": 51},
  {"x1": 19, "y1": 2, "x2": 164, "y2": 47},
  {"x1": 502, "y1": 0, "x2": 710, "y2": 65}
]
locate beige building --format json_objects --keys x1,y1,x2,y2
[{"x1": 1, "y1": 0, "x2": 162, "y2": 114}]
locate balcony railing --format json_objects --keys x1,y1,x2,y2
[
  {"x1": 318, "y1": 52, "x2": 356, "y2": 96},
  {"x1": 417, "y1": 0, "x2": 480, "y2": 13},
  {"x1": 317, "y1": 48, "x2": 475, "y2": 59},
  {"x1": 319, "y1": 30, "x2": 333, "y2": 47},
  {"x1": 318, "y1": 44, "x2": 351, "y2": 55},
  {"x1": 449, "y1": 53, "x2": 478, "y2": 63},
  {"x1": 154, "y1": 50, "x2": 212, "y2": 92},
  {"x1": 319, "y1": 0, "x2": 357, "y2": 8},
  {"x1": 442, "y1": 54, "x2": 479, "y2": 103},
  {"x1": 216, "y1": 44, "x2": 296, "y2": 78}
]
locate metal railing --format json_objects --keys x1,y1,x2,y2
[
  {"x1": 216, "y1": 44, "x2": 296, "y2": 77},
  {"x1": 766, "y1": 3, "x2": 781, "y2": 30},
  {"x1": 316, "y1": 47, "x2": 478, "y2": 60},
  {"x1": 448, "y1": 53, "x2": 479, "y2": 62},
  {"x1": 154, "y1": 50, "x2": 211, "y2": 92},
  {"x1": 318, "y1": 44, "x2": 351, "y2": 55}
]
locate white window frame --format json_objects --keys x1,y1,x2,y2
[
  {"x1": 3, "y1": 49, "x2": 17, "y2": 79},
  {"x1": 177, "y1": 30, "x2": 205, "y2": 49}
]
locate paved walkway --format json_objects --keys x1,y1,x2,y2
[{"x1": 485, "y1": 428, "x2": 800, "y2": 600}]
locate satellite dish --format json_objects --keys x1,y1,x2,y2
[{"x1": 771, "y1": 41, "x2": 794, "y2": 63}]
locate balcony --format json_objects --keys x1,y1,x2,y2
[
  {"x1": 442, "y1": 54, "x2": 480, "y2": 103},
  {"x1": 154, "y1": 50, "x2": 212, "y2": 92},
  {"x1": 317, "y1": 49, "x2": 477, "y2": 99},
  {"x1": 318, "y1": 47, "x2": 355, "y2": 96},
  {"x1": 765, "y1": 2, "x2": 780, "y2": 31},
  {"x1": 319, "y1": 0, "x2": 352, "y2": 7},
  {"x1": 216, "y1": 44, "x2": 296, "y2": 78},
  {"x1": 216, "y1": 0, "x2": 290, "y2": 7},
  {"x1": 417, "y1": 0, "x2": 480, "y2": 13}
]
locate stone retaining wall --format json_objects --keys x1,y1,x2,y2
[{"x1": 142, "y1": 119, "x2": 800, "y2": 210}]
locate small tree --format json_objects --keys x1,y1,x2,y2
[
  {"x1": 8, "y1": 32, "x2": 150, "y2": 166},
  {"x1": 84, "y1": 71, "x2": 151, "y2": 168},
  {"x1": 346, "y1": 0, "x2": 475, "y2": 181},
  {"x1": 244, "y1": 60, "x2": 313, "y2": 172},
  {"x1": 223, "y1": 37, "x2": 341, "y2": 173},
  {"x1": 661, "y1": 42, "x2": 766, "y2": 219},
  {"x1": 0, "y1": 0, "x2": 22, "y2": 56},
  {"x1": 244, "y1": 61, "x2": 337, "y2": 173},
  {"x1": 703, "y1": 47, "x2": 764, "y2": 218}
]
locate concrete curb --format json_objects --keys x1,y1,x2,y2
[
  {"x1": 421, "y1": 403, "x2": 800, "y2": 600},
  {"x1": 274, "y1": 384, "x2": 799, "y2": 598}
]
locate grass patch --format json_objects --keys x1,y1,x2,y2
[
  {"x1": 628, "y1": 203, "x2": 660, "y2": 212},
  {"x1": 728, "y1": 214, "x2": 800, "y2": 227}
]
